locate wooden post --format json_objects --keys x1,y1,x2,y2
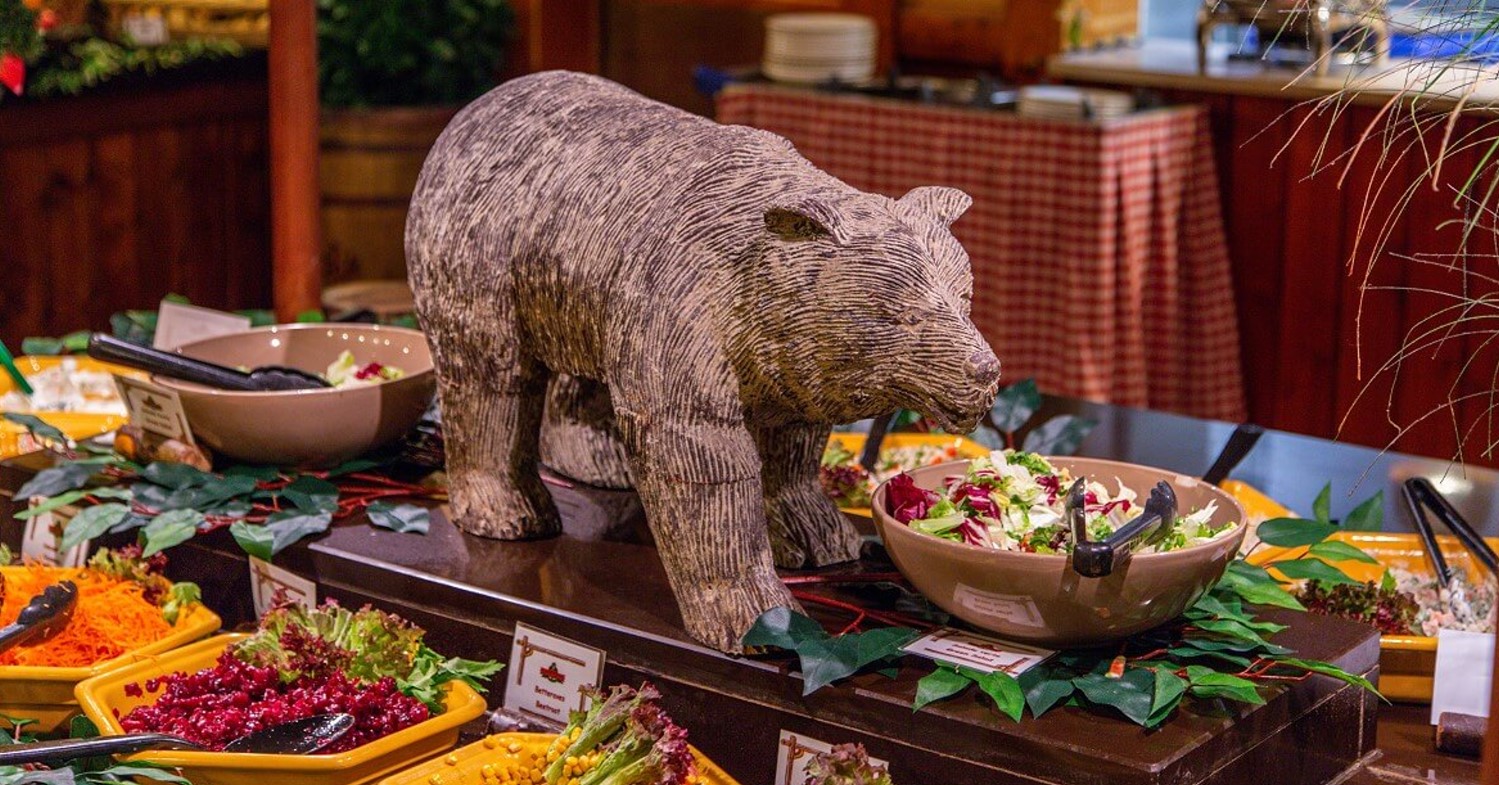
[{"x1": 268, "y1": 0, "x2": 322, "y2": 320}]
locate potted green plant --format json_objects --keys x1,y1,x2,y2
[{"x1": 316, "y1": 0, "x2": 512, "y2": 283}]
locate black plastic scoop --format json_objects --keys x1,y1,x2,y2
[
  {"x1": 0, "y1": 581, "x2": 78, "y2": 655},
  {"x1": 1066, "y1": 478, "x2": 1179, "y2": 578},
  {"x1": 88, "y1": 333, "x2": 330, "y2": 392},
  {"x1": 0, "y1": 713, "x2": 355, "y2": 765}
]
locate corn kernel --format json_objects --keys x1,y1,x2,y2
[
  {"x1": 446, "y1": 754, "x2": 460, "y2": 766},
  {"x1": 508, "y1": 742, "x2": 523, "y2": 754},
  {"x1": 484, "y1": 736, "x2": 500, "y2": 749},
  {"x1": 428, "y1": 775, "x2": 443, "y2": 785}
]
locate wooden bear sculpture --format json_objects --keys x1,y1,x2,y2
[{"x1": 407, "y1": 71, "x2": 1001, "y2": 652}]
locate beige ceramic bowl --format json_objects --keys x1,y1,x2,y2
[
  {"x1": 155, "y1": 324, "x2": 435, "y2": 467},
  {"x1": 872, "y1": 457, "x2": 1247, "y2": 646}
]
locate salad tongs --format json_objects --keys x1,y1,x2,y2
[
  {"x1": 1065, "y1": 478, "x2": 1178, "y2": 578},
  {"x1": 1400, "y1": 477, "x2": 1497, "y2": 588},
  {"x1": 0, "y1": 581, "x2": 77, "y2": 655}
]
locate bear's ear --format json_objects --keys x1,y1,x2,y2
[
  {"x1": 899, "y1": 186, "x2": 972, "y2": 226},
  {"x1": 764, "y1": 199, "x2": 849, "y2": 244}
]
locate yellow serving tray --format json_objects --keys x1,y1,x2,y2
[
  {"x1": 0, "y1": 356, "x2": 145, "y2": 460},
  {"x1": 75, "y1": 634, "x2": 489, "y2": 785},
  {"x1": 377, "y1": 731, "x2": 741, "y2": 785},
  {"x1": 826, "y1": 432, "x2": 992, "y2": 518},
  {"x1": 1230, "y1": 486, "x2": 1495, "y2": 703},
  {"x1": 0, "y1": 566, "x2": 220, "y2": 734}
]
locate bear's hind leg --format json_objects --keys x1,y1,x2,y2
[{"x1": 756, "y1": 422, "x2": 863, "y2": 568}]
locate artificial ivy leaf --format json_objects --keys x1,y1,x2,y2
[
  {"x1": 110, "y1": 513, "x2": 150, "y2": 535},
  {"x1": 1342, "y1": 491, "x2": 1383, "y2": 531},
  {"x1": 230, "y1": 521, "x2": 274, "y2": 562},
  {"x1": 225, "y1": 465, "x2": 281, "y2": 482},
  {"x1": 1267, "y1": 558, "x2": 1360, "y2": 586},
  {"x1": 15, "y1": 462, "x2": 95, "y2": 499},
  {"x1": 797, "y1": 636, "x2": 865, "y2": 695},
  {"x1": 1312, "y1": 483, "x2": 1331, "y2": 523},
  {"x1": 367, "y1": 501, "x2": 431, "y2": 534},
  {"x1": 1148, "y1": 668, "x2": 1188, "y2": 727},
  {"x1": 0, "y1": 768, "x2": 72, "y2": 784},
  {"x1": 61, "y1": 503, "x2": 129, "y2": 549},
  {"x1": 141, "y1": 462, "x2": 210, "y2": 490},
  {"x1": 851, "y1": 627, "x2": 920, "y2": 666},
  {"x1": 1176, "y1": 635, "x2": 1291, "y2": 656},
  {"x1": 1022, "y1": 415, "x2": 1097, "y2": 456},
  {"x1": 963, "y1": 667, "x2": 1025, "y2": 722},
  {"x1": 913, "y1": 666, "x2": 971, "y2": 711},
  {"x1": 742, "y1": 607, "x2": 828, "y2": 652},
  {"x1": 967, "y1": 425, "x2": 1005, "y2": 450},
  {"x1": 1307, "y1": 540, "x2": 1381, "y2": 565},
  {"x1": 2, "y1": 413, "x2": 68, "y2": 445},
  {"x1": 1072, "y1": 670, "x2": 1155, "y2": 725},
  {"x1": 257, "y1": 510, "x2": 334, "y2": 558},
  {"x1": 281, "y1": 475, "x2": 341, "y2": 513},
  {"x1": 1215, "y1": 562, "x2": 1304, "y2": 610},
  {"x1": 1023, "y1": 675, "x2": 1075, "y2": 718},
  {"x1": 327, "y1": 457, "x2": 384, "y2": 477},
  {"x1": 1165, "y1": 647, "x2": 1252, "y2": 668},
  {"x1": 1256, "y1": 518, "x2": 1337, "y2": 547},
  {"x1": 990, "y1": 379, "x2": 1041, "y2": 433},
  {"x1": 1188, "y1": 592, "x2": 1250, "y2": 622},
  {"x1": 68, "y1": 714, "x2": 99, "y2": 739},
  {"x1": 141, "y1": 509, "x2": 205, "y2": 556},
  {"x1": 1275, "y1": 658, "x2": 1382, "y2": 696},
  {"x1": 161, "y1": 474, "x2": 258, "y2": 511},
  {"x1": 13, "y1": 490, "x2": 87, "y2": 521},
  {"x1": 98, "y1": 764, "x2": 194, "y2": 784},
  {"x1": 1187, "y1": 672, "x2": 1265, "y2": 706},
  {"x1": 1191, "y1": 618, "x2": 1274, "y2": 646}
]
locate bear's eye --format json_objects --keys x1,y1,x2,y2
[{"x1": 893, "y1": 308, "x2": 928, "y2": 327}]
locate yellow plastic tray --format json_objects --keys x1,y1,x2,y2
[
  {"x1": 826, "y1": 432, "x2": 991, "y2": 518},
  {"x1": 377, "y1": 731, "x2": 740, "y2": 785},
  {"x1": 0, "y1": 566, "x2": 220, "y2": 733},
  {"x1": 1231, "y1": 483, "x2": 1498, "y2": 704},
  {"x1": 0, "y1": 356, "x2": 145, "y2": 460},
  {"x1": 75, "y1": 634, "x2": 489, "y2": 785}
]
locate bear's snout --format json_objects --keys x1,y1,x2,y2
[{"x1": 964, "y1": 350, "x2": 1000, "y2": 386}]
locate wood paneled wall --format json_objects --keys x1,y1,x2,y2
[
  {"x1": 1143, "y1": 88, "x2": 1499, "y2": 464},
  {"x1": 0, "y1": 59, "x2": 272, "y2": 349}
]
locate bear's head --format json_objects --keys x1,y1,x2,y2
[{"x1": 742, "y1": 185, "x2": 1001, "y2": 431}]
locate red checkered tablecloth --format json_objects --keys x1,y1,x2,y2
[{"x1": 717, "y1": 84, "x2": 1246, "y2": 422}]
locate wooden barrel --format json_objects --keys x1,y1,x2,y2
[{"x1": 319, "y1": 105, "x2": 459, "y2": 282}]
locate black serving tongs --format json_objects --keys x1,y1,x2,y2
[
  {"x1": 1065, "y1": 478, "x2": 1179, "y2": 578},
  {"x1": 87, "y1": 334, "x2": 330, "y2": 392},
  {"x1": 0, "y1": 713, "x2": 355, "y2": 764},
  {"x1": 1401, "y1": 477, "x2": 1498, "y2": 588},
  {"x1": 0, "y1": 581, "x2": 78, "y2": 655}
]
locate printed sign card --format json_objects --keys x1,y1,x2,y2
[
  {"x1": 774, "y1": 731, "x2": 889, "y2": 785},
  {"x1": 152, "y1": 300, "x2": 250, "y2": 351},
  {"x1": 504, "y1": 623, "x2": 606, "y2": 728},
  {"x1": 20, "y1": 502, "x2": 87, "y2": 567},
  {"x1": 113, "y1": 375, "x2": 195, "y2": 444},
  {"x1": 902, "y1": 628, "x2": 1054, "y2": 675},
  {"x1": 249, "y1": 556, "x2": 318, "y2": 617}
]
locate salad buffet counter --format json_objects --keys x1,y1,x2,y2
[{"x1": 0, "y1": 393, "x2": 1488, "y2": 785}]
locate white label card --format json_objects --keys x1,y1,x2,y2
[
  {"x1": 1430, "y1": 629, "x2": 1494, "y2": 723},
  {"x1": 249, "y1": 556, "x2": 317, "y2": 617},
  {"x1": 20, "y1": 503, "x2": 87, "y2": 567},
  {"x1": 152, "y1": 300, "x2": 250, "y2": 351},
  {"x1": 902, "y1": 628, "x2": 1055, "y2": 675},
  {"x1": 121, "y1": 14, "x2": 169, "y2": 45},
  {"x1": 774, "y1": 731, "x2": 888, "y2": 785},
  {"x1": 504, "y1": 623, "x2": 606, "y2": 728},
  {"x1": 113, "y1": 375, "x2": 195, "y2": 444}
]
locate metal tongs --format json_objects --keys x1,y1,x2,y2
[
  {"x1": 1065, "y1": 478, "x2": 1178, "y2": 578},
  {"x1": 0, "y1": 581, "x2": 78, "y2": 655},
  {"x1": 1400, "y1": 477, "x2": 1498, "y2": 588}
]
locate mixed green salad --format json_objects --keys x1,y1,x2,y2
[{"x1": 887, "y1": 450, "x2": 1236, "y2": 554}]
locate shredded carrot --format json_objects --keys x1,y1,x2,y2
[{"x1": 0, "y1": 563, "x2": 175, "y2": 668}]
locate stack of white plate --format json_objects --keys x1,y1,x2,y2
[
  {"x1": 1016, "y1": 86, "x2": 1135, "y2": 120},
  {"x1": 763, "y1": 13, "x2": 877, "y2": 85}
]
